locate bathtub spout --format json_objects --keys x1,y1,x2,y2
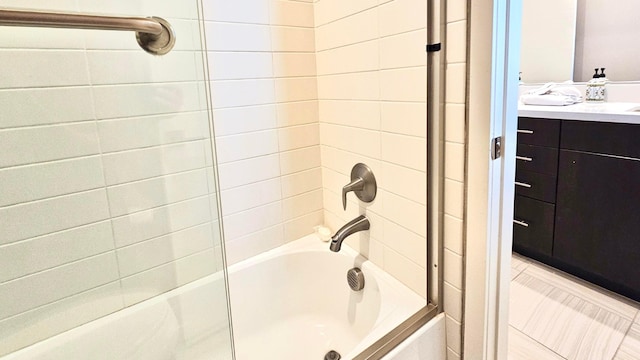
[{"x1": 329, "y1": 215, "x2": 370, "y2": 252}]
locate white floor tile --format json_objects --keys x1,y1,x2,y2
[
  {"x1": 525, "y1": 261, "x2": 638, "y2": 321},
  {"x1": 508, "y1": 326, "x2": 565, "y2": 360},
  {"x1": 570, "y1": 309, "x2": 630, "y2": 360},
  {"x1": 510, "y1": 254, "x2": 640, "y2": 360},
  {"x1": 614, "y1": 321, "x2": 640, "y2": 360}
]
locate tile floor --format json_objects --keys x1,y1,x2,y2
[{"x1": 509, "y1": 254, "x2": 640, "y2": 360}]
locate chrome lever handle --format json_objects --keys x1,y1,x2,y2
[
  {"x1": 342, "y1": 177, "x2": 365, "y2": 210},
  {"x1": 341, "y1": 163, "x2": 377, "y2": 211}
]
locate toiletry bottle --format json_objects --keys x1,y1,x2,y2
[
  {"x1": 585, "y1": 67, "x2": 606, "y2": 102},
  {"x1": 599, "y1": 67, "x2": 608, "y2": 102}
]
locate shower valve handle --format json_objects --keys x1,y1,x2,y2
[
  {"x1": 341, "y1": 163, "x2": 377, "y2": 211},
  {"x1": 342, "y1": 177, "x2": 365, "y2": 210}
]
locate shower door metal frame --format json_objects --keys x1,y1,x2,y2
[{"x1": 355, "y1": 0, "x2": 447, "y2": 357}]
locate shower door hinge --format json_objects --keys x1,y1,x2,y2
[{"x1": 491, "y1": 136, "x2": 502, "y2": 160}]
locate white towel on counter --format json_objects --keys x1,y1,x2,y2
[{"x1": 520, "y1": 83, "x2": 583, "y2": 106}]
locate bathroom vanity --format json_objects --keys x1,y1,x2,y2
[{"x1": 514, "y1": 103, "x2": 640, "y2": 301}]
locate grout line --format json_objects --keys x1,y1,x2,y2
[
  {"x1": 317, "y1": 98, "x2": 426, "y2": 104},
  {"x1": 224, "y1": 209, "x2": 323, "y2": 245},
  {"x1": 612, "y1": 311, "x2": 639, "y2": 359},
  {"x1": 115, "y1": 221, "x2": 214, "y2": 251},
  {"x1": 204, "y1": 19, "x2": 314, "y2": 30},
  {"x1": 444, "y1": 279, "x2": 463, "y2": 293},
  {"x1": 0, "y1": 280, "x2": 123, "y2": 325},
  {"x1": 446, "y1": 346, "x2": 461, "y2": 358},
  {"x1": 220, "y1": 166, "x2": 322, "y2": 192},
  {"x1": 0, "y1": 79, "x2": 205, "y2": 92},
  {"x1": 0, "y1": 187, "x2": 107, "y2": 212},
  {"x1": 321, "y1": 121, "x2": 427, "y2": 140},
  {"x1": 100, "y1": 138, "x2": 207, "y2": 157},
  {"x1": 108, "y1": 194, "x2": 212, "y2": 221},
  {"x1": 221, "y1": 187, "x2": 323, "y2": 217},
  {"x1": 0, "y1": 251, "x2": 117, "y2": 287},
  {"x1": 0, "y1": 118, "x2": 97, "y2": 132},
  {"x1": 0, "y1": 220, "x2": 111, "y2": 250},
  {"x1": 313, "y1": 5, "x2": 380, "y2": 29},
  {"x1": 509, "y1": 326, "x2": 567, "y2": 359},
  {"x1": 218, "y1": 144, "x2": 320, "y2": 166},
  {"x1": 118, "y1": 246, "x2": 216, "y2": 280},
  {"x1": 316, "y1": 65, "x2": 425, "y2": 77}
]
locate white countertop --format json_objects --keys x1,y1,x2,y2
[{"x1": 518, "y1": 102, "x2": 640, "y2": 124}]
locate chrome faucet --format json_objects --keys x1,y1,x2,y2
[{"x1": 329, "y1": 215, "x2": 370, "y2": 252}]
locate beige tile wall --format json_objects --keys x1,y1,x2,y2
[
  {"x1": 443, "y1": 0, "x2": 468, "y2": 358},
  {"x1": 208, "y1": 0, "x2": 434, "y2": 299},
  {"x1": 315, "y1": 0, "x2": 428, "y2": 299},
  {"x1": 204, "y1": 0, "x2": 323, "y2": 264}
]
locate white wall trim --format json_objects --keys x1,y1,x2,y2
[{"x1": 463, "y1": 0, "x2": 521, "y2": 358}]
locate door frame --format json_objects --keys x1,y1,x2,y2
[{"x1": 463, "y1": 0, "x2": 522, "y2": 358}]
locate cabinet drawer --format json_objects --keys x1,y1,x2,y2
[
  {"x1": 518, "y1": 117, "x2": 560, "y2": 147},
  {"x1": 513, "y1": 195, "x2": 555, "y2": 257},
  {"x1": 561, "y1": 120, "x2": 640, "y2": 159},
  {"x1": 516, "y1": 144, "x2": 559, "y2": 176},
  {"x1": 515, "y1": 170, "x2": 557, "y2": 203}
]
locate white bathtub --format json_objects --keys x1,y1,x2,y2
[
  {"x1": 228, "y1": 234, "x2": 424, "y2": 359},
  {"x1": 1, "y1": 234, "x2": 424, "y2": 360}
]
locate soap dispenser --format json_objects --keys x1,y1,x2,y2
[{"x1": 585, "y1": 67, "x2": 607, "y2": 102}]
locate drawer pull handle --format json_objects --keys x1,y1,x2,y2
[
  {"x1": 517, "y1": 129, "x2": 534, "y2": 134},
  {"x1": 516, "y1": 156, "x2": 533, "y2": 162},
  {"x1": 515, "y1": 181, "x2": 532, "y2": 188},
  {"x1": 513, "y1": 219, "x2": 529, "y2": 227}
]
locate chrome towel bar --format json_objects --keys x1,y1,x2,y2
[{"x1": 0, "y1": 9, "x2": 175, "y2": 55}]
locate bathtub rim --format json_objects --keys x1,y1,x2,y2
[{"x1": 353, "y1": 304, "x2": 438, "y2": 360}]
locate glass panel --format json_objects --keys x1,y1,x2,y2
[{"x1": 0, "y1": 1, "x2": 232, "y2": 359}]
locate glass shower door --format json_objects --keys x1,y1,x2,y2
[{"x1": 0, "y1": 1, "x2": 232, "y2": 359}]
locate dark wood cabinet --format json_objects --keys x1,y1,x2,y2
[
  {"x1": 513, "y1": 117, "x2": 559, "y2": 256},
  {"x1": 514, "y1": 117, "x2": 640, "y2": 301},
  {"x1": 513, "y1": 195, "x2": 555, "y2": 256},
  {"x1": 515, "y1": 170, "x2": 557, "y2": 203},
  {"x1": 517, "y1": 117, "x2": 560, "y2": 147},
  {"x1": 554, "y1": 149, "x2": 640, "y2": 294}
]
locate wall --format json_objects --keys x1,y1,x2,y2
[
  {"x1": 202, "y1": 0, "x2": 323, "y2": 265},
  {"x1": 442, "y1": 0, "x2": 468, "y2": 358},
  {"x1": 0, "y1": 1, "x2": 226, "y2": 355},
  {"x1": 574, "y1": 0, "x2": 640, "y2": 81},
  {"x1": 520, "y1": 0, "x2": 577, "y2": 83},
  {"x1": 315, "y1": 0, "x2": 428, "y2": 299},
  {"x1": 205, "y1": 0, "x2": 469, "y2": 306}
]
